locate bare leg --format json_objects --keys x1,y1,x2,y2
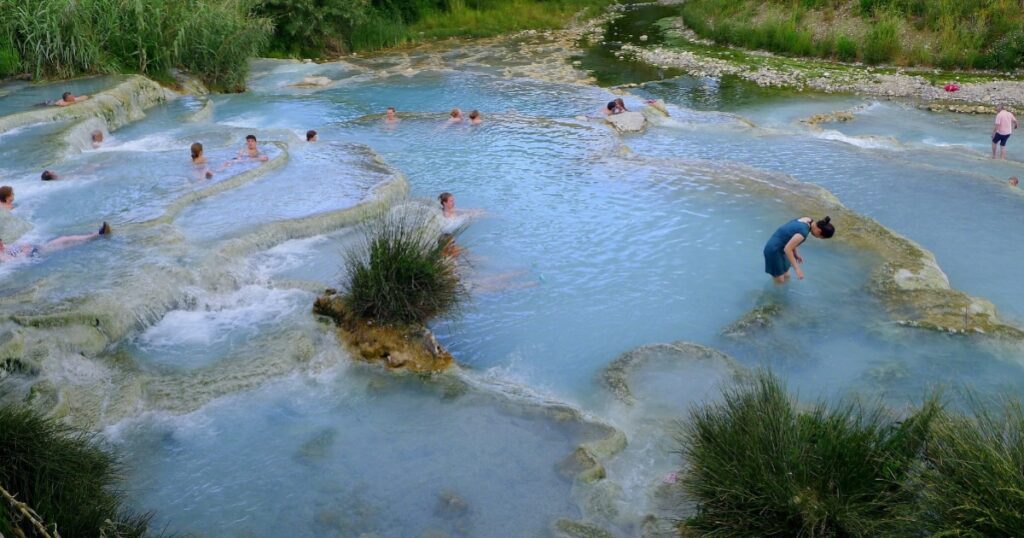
[
  {"x1": 1002, "y1": 146, "x2": 1007, "y2": 160},
  {"x1": 39, "y1": 233, "x2": 99, "y2": 253},
  {"x1": 993, "y1": 142, "x2": 998, "y2": 159},
  {"x1": 773, "y1": 274, "x2": 787, "y2": 284}
]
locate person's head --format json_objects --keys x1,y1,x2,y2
[
  {"x1": 246, "y1": 134, "x2": 257, "y2": 149},
  {"x1": 450, "y1": 108, "x2": 462, "y2": 119},
  {"x1": 386, "y1": 107, "x2": 396, "y2": 119},
  {"x1": 41, "y1": 170, "x2": 57, "y2": 181},
  {"x1": 438, "y1": 192, "x2": 454, "y2": 211},
  {"x1": 0, "y1": 186, "x2": 14, "y2": 206},
  {"x1": 306, "y1": 129, "x2": 317, "y2": 142},
  {"x1": 811, "y1": 216, "x2": 835, "y2": 239},
  {"x1": 615, "y1": 98, "x2": 626, "y2": 110},
  {"x1": 61, "y1": 91, "x2": 73, "y2": 102},
  {"x1": 1010, "y1": 176, "x2": 1020, "y2": 187},
  {"x1": 91, "y1": 130, "x2": 103, "y2": 143},
  {"x1": 469, "y1": 110, "x2": 480, "y2": 121},
  {"x1": 997, "y1": 104, "x2": 1005, "y2": 112},
  {"x1": 190, "y1": 142, "x2": 204, "y2": 160}
]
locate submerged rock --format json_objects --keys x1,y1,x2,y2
[
  {"x1": 292, "y1": 75, "x2": 332, "y2": 87},
  {"x1": 313, "y1": 291, "x2": 454, "y2": 373},
  {"x1": 605, "y1": 111, "x2": 647, "y2": 133},
  {"x1": 721, "y1": 296, "x2": 783, "y2": 339},
  {"x1": 554, "y1": 519, "x2": 616, "y2": 538},
  {"x1": 802, "y1": 110, "x2": 855, "y2": 125},
  {"x1": 602, "y1": 341, "x2": 743, "y2": 406}
]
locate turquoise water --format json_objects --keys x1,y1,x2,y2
[{"x1": 3, "y1": 32, "x2": 1024, "y2": 537}]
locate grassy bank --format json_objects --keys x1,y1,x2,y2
[
  {"x1": 679, "y1": 0, "x2": 1024, "y2": 69},
  {"x1": 677, "y1": 371, "x2": 1024, "y2": 536},
  {"x1": 0, "y1": 406, "x2": 150, "y2": 537}
]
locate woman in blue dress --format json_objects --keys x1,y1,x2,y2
[{"x1": 763, "y1": 216, "x2": 834, "y2": 283}]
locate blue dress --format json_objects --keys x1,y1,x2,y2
[{"x1": 763, "y1": 219, "x2": 811, "y2": 277}]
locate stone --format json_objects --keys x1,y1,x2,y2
[
  {"x1": 604, "y1": 111, "x2": 647, "y2": 133},
  {"x1": 292, "y1": 75, "x2": 332, "y2": 87},
  {"x1": 554, "y1": 519, "x2": 615, "y2": 538}
]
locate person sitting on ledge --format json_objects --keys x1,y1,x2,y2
[
  {"x1": 306, "y1": 130, "x2": 318, "y2": 142},
  {"x1": 53, "y1": 91, "x2": 89, "y2": 107},
  {"x1": 763, "y1": 216, "x2": 835, "y2": 284},
  {"x1": 0, "y1": 222, "x2": 111, "y2": 262},
  {"x1": 604, "y1": 97, "x2": 627, "y2": 115},
  {"x1": 235, "y1": 134, "x2": 269, "y2": 162}
]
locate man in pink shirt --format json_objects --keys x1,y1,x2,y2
[{"x1": 992, "y1": 104, "x2": 1019, "y2": 160}]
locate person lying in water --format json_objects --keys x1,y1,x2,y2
[
  {"x1": 190, "y1": 142, "x2": 214, "y2": 179},
  {"x1": 53, "y1": 91, "x2": 89, "y2": 107},
  {"x1": 763, "y1": 216, "x2": 835, "y2": 283},
  {"x1": 234, "y1": 134, "x2": 269, "y2": 162},
  {"x1": 0, "y1": 222, "x2": 111, "y2": 262},
  {"x1": 603, "y1": 98, "x2": 627, "y2": 115}
]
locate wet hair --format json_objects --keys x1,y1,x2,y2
[
  {"x1": 997, "y1": 104, "x2": 1005, "y2": 111},
  {"x1": 41, "y1": 170, "x2": 56, "y2": 181},
  {"x1": 245, "y1": 134, "x2": 257, "y2": 142},
  {"x1": 469, "y1": 110, "x2": 480, "y2": 120},
  {"x1": 438, "y1": 192, "x2": 453, "y2": 208},
  {"x1": 0, "y1": 186, "x2": 13, "y2": 203},
  {"x1": 615, "y1": 97, "x2": 627, "y2": 111},
  {"x1": 816, "y1": 216, "x2": 835, "y2": 239},
  {"x1": 450, "y1": 108, "x2": 461, "y2": 118},
  {"x1": 91, "y1": 130, "x2": 103, "y2": 142},
  {"x1": 1010, "y1": 176, "x2": 1020, "y2": 186},
  {"x1": 190, "y1": 142, "x2": 203, "y2": 160},
  {"x1": 61, "y1": 91, "x2": 72, "y2": 101},
  {"x1": 387, "y1": 106, "x2": 396, "y2": 113},
  {"x1": 306, "y1": 130, "x2": 317, "y2": 141}
]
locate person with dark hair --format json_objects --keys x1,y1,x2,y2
[
  {"x1": 1010, "y1": 176, "x2": 1020, "y2": 187},
  {"x1": 191, "y1": 143, "x2": 214, "y2": 179},
  {"x1": 0, "y1": 222, "x2": 111, "y2": 262},
  {"x1": 763, "y1": 216, "x2": 835, "y2": 283},
  {"x1": 469, "y1": 110, "x2": 482, "y2": 125},
  {"x1": 40, "y1": 170, "x2": 58, "y2": 181},
  {"x1": 603, "y1": 98, "x2": 627, "y2": 115},
  {"x1": 448, "y1": 108, "x2": 463, "y2": 124},
  {"x1": 306, "y1": 130, "x2": 318, "y2": 142},
  {"x1": 91, "y1": 130, "x2": 104, "y2": 148},
  {"x1": 439, "y1": 192, "x2": 456, "y2": 218},
  {"x1": 54, "y1": 91, "x2": 89, "y2": 107},
  {"x1": 236, "y1": 134, "x2": 269, "y2": 162},
  {"x1": 0, "y1": 186, "x2": 14, "y2": 210},
  {"x1": 385, "y1": 107, "x2": 399, "y2": 124}
]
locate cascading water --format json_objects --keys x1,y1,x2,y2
[{"x1": 3, "y1": 8, "x2": 1024, "y2": 535}]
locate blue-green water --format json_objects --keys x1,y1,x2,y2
[{"x1": 2, "y1": 30, "x2": 1024, "y2": 538}]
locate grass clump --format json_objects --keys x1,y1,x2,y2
[
  {"x1": 0, "y1": 405, "x2": 150, "y2": 538},
  {"x1": 344, "y1": 208, "x2": 466, "y2": 325},
  {"x1": 913, "y1": 398, "x2": 1024, "y2": 535},
  {"x1": 679, "y1": 371, "x2": 939, "y2": 536}
]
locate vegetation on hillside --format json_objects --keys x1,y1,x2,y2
[
  {"x1": 679, "y1": 0, "x2": 1024, "y2": 69},
  {"x1": 0, "y1": 405, "x2": 150, "y2": 537},
  {"x1": 677, "y1": 371, "x2": 1024, "y2": 536}
]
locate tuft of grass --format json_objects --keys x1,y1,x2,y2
[
  {"x1": 862, "y1": 15, "x2": 901, "y2": 64},
  {"x1": 678, "y1": 371, "x2": 939, "y2": 537},
  {"x1": 913, "y1": 397, "x2": 1024, "y2": 535},
  {"x1": 344, "y1": 208, "x2": 466, "y2": 325},
  {"x1": 0, "y1": 405, "x2": 151, "y2": 538}
]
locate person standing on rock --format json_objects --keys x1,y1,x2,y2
[
  {"x1": 763, "y1": 216, "x2": 835, "y2": 284},
  {"x1": 992, "y1": 104, "x2": 1018, "y2": 160}
]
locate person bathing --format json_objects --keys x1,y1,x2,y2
[
  {"x1": 53, "y1": 91, "x2": 89, "y2": 106},
  {"x1": 763, "y1": 216, "x2": 835, "y2": 283},
  {"x1": 992, "y1": 104, "x2": 1018, "y2": 160},
  {"x1": 236, "y1": 134, "x2": 269, "y2": 162},
  {"x1": 604, "y1": 98, "x2": 627, "y2": 115},
  {"x1": 0, "y1": 222, "x2": 111, "y2": 262}
]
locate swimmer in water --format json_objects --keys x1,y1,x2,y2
[
  {"x1": 306, "y1": 130, "x2": 318, "y2": 142},
  {"x1": 235, "y1": 134, "x2": 269, "y2": 162},
  {"x1": 448, "y1": 108, "x2": 464, "y2": 123},
  {"x1": 1010, "y1": 176, "x2": 1020, "y2": 187},
  {"x1": 53, "y1": 91, "x2": 89, "y2": 107},
  {"x1": 0, "y1": 186, "x2": 14, "y2": 210},
  {"x1": 385, "y1": 107, "x2": 399, "y2": 124},
  {"x1": 91, "y1": 130, "x2": 103, "y2": 148},
  {"x1": 603, "y1": 98, "x2": 627, "y2": 115},
  {"x1": 41, "y1": 170, "x2": 59, "y2": 181},
  {"x1": 763, "y1": 216, "x2": 835, "y2": 283},
  {"x1": 0, "y1": 222, "x2": 111, "y2": 262},
  {"x1": 191, "y1": 142, "x2": 215, "y2": 179},
  {"x1": 469, "y1": 110, "x2": 482, "y2": 125}
]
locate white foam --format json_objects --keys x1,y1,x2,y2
[{"x1": 815, "y1": 129, "x2": 902, "y2": 150}]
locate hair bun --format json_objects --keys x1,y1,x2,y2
[{"x1": 823, "y1": 216, "x2": 831, "y2": 224}]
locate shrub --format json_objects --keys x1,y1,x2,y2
[
  {"x1": 862, "y1": 15, "x2": 901, "y2": 64},
  {"x1": 836, "y1": 34, "x2": 859, "y2": 61},
  {"x1": 344, "y1": 208, "x2": 466, "y2": 325},
  {"x1": 913, "y1": 398, "x2": 1024, "y2": 535},
  {"x1": 258, "y1": 0, "x2": 369, "y2": 55},
  {"x1": 0, "y1": 405, "x2": 151, "y2": 538},
  {"x1": 983, "y1": 29, "x2": 1024, "y2": 70},
  {"x1": 679, "y1": 371, "x2": 939, "y2": 537}
]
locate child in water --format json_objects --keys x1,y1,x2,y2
[{"x1": 763, "y1": 216, "x2": 835, "y2": 283}]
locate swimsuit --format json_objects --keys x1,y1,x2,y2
[{"x1": 763, "y1": 219, "x2": 811, "y2": 277}]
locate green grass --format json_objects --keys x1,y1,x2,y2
[
  {"x1": 344, "y1": 209, "x2": 467, "y2": 325},
  {"x1": 678, "y1": 371, "x2": 939, "y2": 536},
  {"x1": 0, "y1": 405, "x2": 151, "y2": 537},
  {"x1": 406, "y1": 0, "x2": 609, "y2": 42},
  {"x1": 679, "y1": 0, "x2": 1024, "y2": 69},
  {"x1": 0, "y1": 0, "x2": 271, "y2": 91}
]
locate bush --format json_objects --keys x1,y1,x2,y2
[
  {"x1": 983, "y1": 29, "x2": 1024, "y2": 70},
  {"x1": 836, "y1": 35, "x2": 859, "y2": 61},
  {"x1": 862, "y1": 16, "x2": 901, "y2": 64},
  {"x1": 344, "y1": 208, "x2": 466, "y2": 325},
  {"x1": 913, "y1": 398, "x2": 1024, "y2": 535},
  {"x1": 679, "y1": 371, "x2": 939, "y2": 537},
  {"x1": 258, "y1": 0, "x2": 369, "y2": 56},
  {"x1": 0, "y1": 405, "x2": 150, "y2": 538}
]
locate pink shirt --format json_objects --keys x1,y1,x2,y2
[{"x1": 995, "y1": 110, "x2": 1017, "y2": 135}]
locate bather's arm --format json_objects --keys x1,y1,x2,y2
[{"x1": 785, "y1": 234, "x2": 805, "y2": 280}]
